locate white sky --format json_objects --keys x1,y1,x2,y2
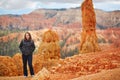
[{"x1": 0, "y1": 0, "x2": 120, "y2": 15}]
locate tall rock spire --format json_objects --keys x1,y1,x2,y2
[{"x1": 80, "y1": 0, "x2": 101, "y2": 53}]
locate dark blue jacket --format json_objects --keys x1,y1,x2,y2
[{"x1": 19, "y1": 39, "x2": 35, "y2": 55}]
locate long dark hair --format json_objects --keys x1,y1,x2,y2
[{"x1": 24, "y1": 32, "x2": 32, "y2": 41}]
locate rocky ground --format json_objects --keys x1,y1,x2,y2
[
  {"x1": 46, "y1": 46, "x2": 120, "y2": 80},
  {"x1": 72, "y1": 68, "x2": 120, "y2": 80},
  {"x1": 0, "y1": 45, "x2": 120, "y2": 80}
]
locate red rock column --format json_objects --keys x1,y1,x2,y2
[{"x1": 80, "y1": 0, "x2": 101, "y2": 53}]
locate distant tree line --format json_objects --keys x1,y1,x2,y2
[
  {"x1": 0, "y1": 37, "x2": 20, "y2": 57},
  {"x1": 0, "y1": 29, "x2": 26, "y2": 37}
]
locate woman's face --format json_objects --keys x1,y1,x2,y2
[{"x1": 25, "y1": 33, "x2": 30, "y2": 40}]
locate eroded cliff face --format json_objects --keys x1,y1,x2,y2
[{"x1": 80, "y1": 0, "x2": 100, "y2": 53}]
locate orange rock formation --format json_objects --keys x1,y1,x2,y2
[
  {"x1": 33, "y1": 30, "x2": 60, "y2": 73},
  {"x1": 12, "y1": 53, "x2": 23, "y2": 76},
  {"x1": 37, "y1": 30, "x2": 60, "y2": 59},
  {"x1": 80, "y1": 0, "x2": 100, "y2": 53},
  {"x1": 0, "y1": 56, "x2": 18, "y2": 76}
]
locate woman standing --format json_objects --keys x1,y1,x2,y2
[{"x1": 19, "y1": 32, "x2": 35, "y2": 77}]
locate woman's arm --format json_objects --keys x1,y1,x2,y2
[
  {"x1": 19, "y1": 40, "x2": 23, "y2": 52},
  {"x1": 31, "y1": 40, "x2": 35, "y2": 53}
]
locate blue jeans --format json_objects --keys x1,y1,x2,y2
[{"x1": 22, "y1": 54, "x2": 34, "y2": 76}]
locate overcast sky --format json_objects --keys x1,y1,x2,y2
[{"x1": 0, "y1": 0, "x2": 120, "y2": 15}]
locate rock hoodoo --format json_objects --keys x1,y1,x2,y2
[
  {"x1": 80, "y1": 0, "x2": 100, "y2": 53},
  {"x1": 33, "y1": 29, "x2": 60, "y2": 73},
  {"x1": 37, "y1": 29, "x2": 60, "y2": 59}
]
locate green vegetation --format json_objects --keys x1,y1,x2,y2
[
  {"x1": 0, "y1": 29, "x2": 29, "y2": 56},
  {"x1": 60, "y1": 33, "x2": 71, "y2": 48},
  {"x1": 0, "y1": 29, "x2": 26, "y2": 37},
  {"x1": 0, "y1": 30, "x2": 11, "y2": 37},
  {"x1": 60, "y1": 33, "x2": 79, "y2": 59},
  {"x1": 60, "y1": 48, "x2": 79, "y2": 59},
  {"x1": 98, "y1": 38, "x2": 106, "y2": 43},
  {"x1": 0, "y1": 36, "x2": 20, "y2": 57},
  {"x1": 67, "y1": 48, "x2": 79, "y2": 57},
  {"x1": 59, "y1": 40, "x2": 66, "y2": 48}
]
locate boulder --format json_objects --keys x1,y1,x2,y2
[{"x1": 32, "y1": 67, "x2": 50, "y2": 80}]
